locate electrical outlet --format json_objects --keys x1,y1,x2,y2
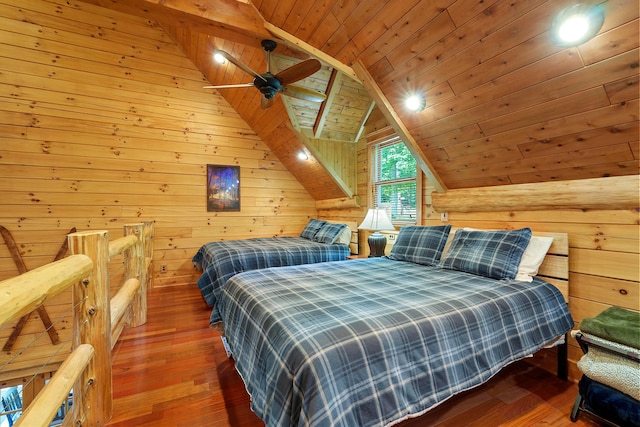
[
  {"x1": 388, "y1": 234, "x2": 395, "y2": 240},
  {"x1": 440, "y1": 212, "x2": 448, "y2": 222},
  {"x1": 160, "y1": 265, "x2": 167, "y2": 272}
]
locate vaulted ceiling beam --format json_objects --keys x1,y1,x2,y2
[
  {"x1": 313, "y1": 69, "x2": 341, "y2": 138},
  {"x1": 264, "y1": 23, "x2": 359, "y2": 82},
  {"x1": 79, "y1": 0, "x2": 271, "y2": 46},
  {"x1": 354, "y1": 100, "x2": 376, "y2": 143}
]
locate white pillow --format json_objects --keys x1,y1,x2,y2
[
  {"x1": 335, "y1": 226, "x2": 352, "y2": 245},
  {"x1": 460, "y1": 227, "x2": 553, "y2": 282},
  {"x1": 515, "y1": 235, "x2": 554, "y2": 282},
  {"x1": 439, "y1": 229, "x2": 457, "y2": 259}
]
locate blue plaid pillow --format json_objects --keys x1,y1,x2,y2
[
  {"x1": 314, "y1": 222, "x2": 347, "y2": 244},
  {"x1": 439, "y1": 228, "x2": 532, "y2": 280},
  {"x1": 388, "y1": 225, "x2": 452, "y2": 266},
  {"x1": 300, "y1": 219, "x2": 327, "y2": 240}
]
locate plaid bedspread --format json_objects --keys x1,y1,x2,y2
[
  {"x1": 192, "y1": 237, "x2": 350, "y2": 323},
  {"x1": 219, "y1": 257, "x2": 574, "y2": 427}
]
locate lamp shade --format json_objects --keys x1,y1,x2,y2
[{"x1": 358, "y1": 209, "x2": 395, "y2": 231}]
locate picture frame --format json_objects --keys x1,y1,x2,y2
[{"x1": 207, "y1": 165, "x2": 240, "y2": 212}]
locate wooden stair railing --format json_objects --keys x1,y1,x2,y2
[{"x1": 0, "y1": 222, "x2": 154, "y2": 427}]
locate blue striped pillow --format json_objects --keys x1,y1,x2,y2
[
  {"x1": 439, "y1": 228, "x2": 532, "y2": 280},
  {"x1": 388, "y1": 225, "x2": 452, "y2": 266}
]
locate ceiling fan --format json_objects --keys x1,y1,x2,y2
[{"x1": 204, "y1": 40, "x2": 327, "y2": 109}]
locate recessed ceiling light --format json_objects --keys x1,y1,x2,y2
[
  {"x1": 405, "y1": 94, "x2": 425, "y2": 112},
  {"x1": 551, "y1": 3, "x2": 605, "y2": 47},
  {"x1": 213, "y1": 52, "x2": 226, "y2": 64},
  {"x1": 297, "y1": 151, "x2": 309, "y2": 161}
]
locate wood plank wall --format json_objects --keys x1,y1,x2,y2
[
  {"x1": 306, "y1": 137, "x2": 357, "y2": 192},
  {"x1": 0, "y1": 0, "x2": 318, "y2": 288}
]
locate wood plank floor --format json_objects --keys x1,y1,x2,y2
[{"x1": 106, "y1": 285, "x2": 607, "y2": 427}]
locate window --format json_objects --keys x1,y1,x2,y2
[
  {"x1": 1, "y1": 383, "x2": 72, "y2": 427},
  {"x1": 1, "y1": 386, "x2": 22, "y2": 427},
  {"x1": 373, "y1": 139, "x2": 417, "y2": 222}
]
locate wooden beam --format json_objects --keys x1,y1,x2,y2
[
  {"x1": 264, "y1": 23, "x2": 360, "y2": 82},
  {"x1": 313, "y1": 69, "x2": 341, "y2": 138},
  {"x1": 281, "y1": 96, "x2": 302, "y2": 131},
  {"x1": 354, "y1": 100, "x2": 376, "y2": 142},
  {"x1": 352, "y1": 61, "x2": 447, "y2": 193},
  {"x1": 78, "y1": 0, "x2": 271, "y2": 46},
  {"x1": 316, "y1": 197, "x2": 361, "y2": 210},
  {"x1": 431, "y1": 175, "x2": 640, "y2": 212}
]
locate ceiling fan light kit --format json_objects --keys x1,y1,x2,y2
[{"x1": 204, "y1": 39, "x2": 326, "y2": 109}]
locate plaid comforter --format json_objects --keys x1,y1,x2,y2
[
  {"x1": 192, "y1": 237, "x2": 350, "y2": 323},
  {"x1": 219, "y1": 257, "x2": 574, "y2": 427}
]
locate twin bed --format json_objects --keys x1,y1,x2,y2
[
  {"x1": 192, "y1": 219, "x2": 353, "y2": 327},
  {"x1": 193, "y1": 223, "x2": 574, "y2": 427}
]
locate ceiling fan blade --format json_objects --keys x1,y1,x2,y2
[
  {"x1": 203, "y1": 83, "x2": 254, "y2": 89},
  {"x1": 280, "y1": 85, "x2": 326, "y2": 103},
  {"x1": 275, "y1": 59, "x2": 322, "y2": 86},
  {"x1": 261, "y1": 96, "x2": 274, "y2": 109},
  {"x1": 215, "y1": 49, "x2": 267, "y2": 83}
]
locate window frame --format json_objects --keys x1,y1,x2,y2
[{"x1": 369, "y1": 136, "x2": 421, "y2": 225}]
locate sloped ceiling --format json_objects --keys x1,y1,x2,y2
[{"x1": 78, "y1": 0, "x2": 639, "y2": 201}]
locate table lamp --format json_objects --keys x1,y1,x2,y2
[{"x1": 358, "y1": 209, "x2": 395, "y2": 257}]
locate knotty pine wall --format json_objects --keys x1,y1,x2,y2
[
  {"x1": 0, "y1": 0, "x2": 318, "y2": 290},
  {"x1": 306, "y1": 137, "x2": 357, "y2": 193}
]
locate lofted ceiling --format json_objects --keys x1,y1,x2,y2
[{"x1": 78, "y1": 0, "x2": 639, "y2": 201}]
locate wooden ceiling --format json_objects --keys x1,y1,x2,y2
[{"x1": 79, "y1": 0, "x2": 639, "y2": 200}]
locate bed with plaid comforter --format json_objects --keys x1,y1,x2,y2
[
  {"x1": 219, "y1": 257, "x2": 573, "y2": 427},
  {"x1": 192, "y1": 237, "x2": 350, "y2": 323}
]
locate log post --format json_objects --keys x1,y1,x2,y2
[
  {"x1": 125, "y1": 223, "x2": 147, "y2": 326},
  {"x1": 68, "y1": 230, "x2": 112, "y2": 426}
]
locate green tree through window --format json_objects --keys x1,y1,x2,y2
[{"x1": 374, "y1": 141, "x2": 417, "y2": 221}]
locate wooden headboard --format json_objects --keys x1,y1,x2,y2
[
  {"x1": 326, "y1": 220, "x2": 359, "y2": 255},
  {"x1": 534, "y1": 231, "x2": 569, "y2": 303}
]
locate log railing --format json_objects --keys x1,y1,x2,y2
[{"x1": 0, "y1": 222, "x2": 154, "y2": 427}]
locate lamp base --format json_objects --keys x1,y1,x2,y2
[{"x1": 367, "y1": 231, "x2": 387, "y2": 257}]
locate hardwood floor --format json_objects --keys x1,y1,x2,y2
[{"x1": 106, "y1": 285, "x2": 607, "y2": 427}]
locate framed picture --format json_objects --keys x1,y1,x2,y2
[{"x1": 207, "y1": 165, "x2": 240, "y2": 212}]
